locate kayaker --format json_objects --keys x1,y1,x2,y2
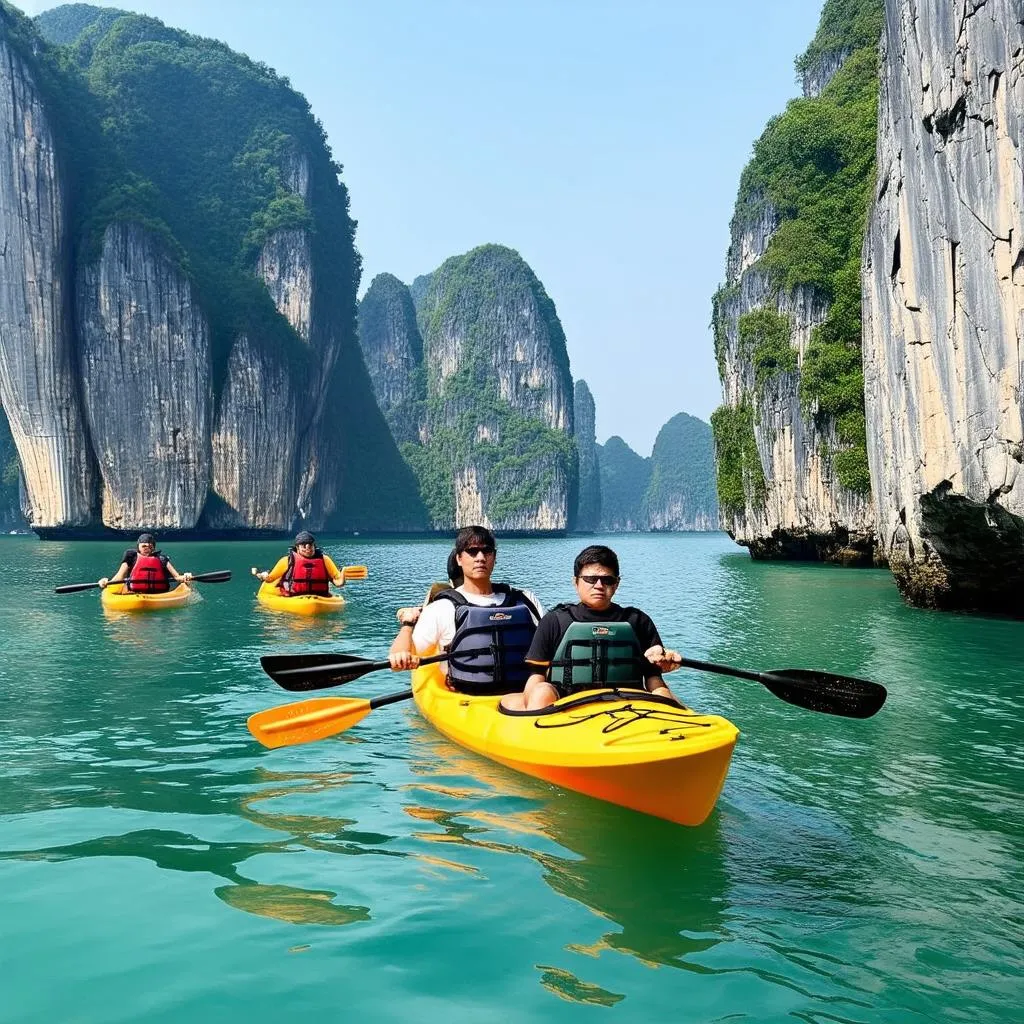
[
  {"x1": 256, "y1": 531, "x2": 345, "y2": 595},
  {"x1": 389, "y1": 526, "x2": 544, "y2": 694},
  {"x1": 499, "y1": 544, "x2": 683, "y2": 711},
  {"x1": 98, "y1": 533, "x2": 193, "y2": 593}
]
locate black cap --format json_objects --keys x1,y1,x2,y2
[
  {"x1": 295, "y1": 531, "x2": 316, "y2": 545},
  {"x1": 138, "y1": 533, "x2": 156, "y2": 544}
]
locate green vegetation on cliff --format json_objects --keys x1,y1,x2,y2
[
  {"x1": 409, "y1": 245, "x2": 576, "y2": 528},
  {"x1": 739, "y1": 308, "x2": 797, "y2": 391},
  {"x1": 714, "y1": 0, "x2": 882, "y2": 498},
  {"x1": 597, "y1": 437, "x2": 651, "y2": 531},
  {"x1": 0, "y1": 409, "x2": 21, "y2": 526},
  {"x1": 710, "y1": 404, "x2": 764, "y2": 518},
  {"x1": 642, "y1": 413, "x2": 718, "y2": 528},
  {"x1": 33, "y1": 3, "x2": 356, "y2": 385}
]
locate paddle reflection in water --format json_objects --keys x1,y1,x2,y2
[{"x1": 401, "y1": 719, "x2": 730, "y2": 995}]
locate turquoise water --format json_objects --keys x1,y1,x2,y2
[{"x1": 1, "y1": 533, "x2": 1020, "y2": 1022}]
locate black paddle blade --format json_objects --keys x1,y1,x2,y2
[
  {"x1": 260, "y1": 653, "x2": 384, "y2": 691},
  {"x1": 759, "y1": 669, "x2": 887, "y2": 719}
]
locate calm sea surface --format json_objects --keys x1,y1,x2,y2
[{"x1": 1, "y1": 533, "x2": 1021, "y2": 1022}]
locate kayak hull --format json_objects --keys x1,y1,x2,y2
[
  {"x1": 257, "y1": 581, "x2": 345, "y2": 615},
  {"x1": 412, "y1": 663, "x2": 738, "y2": 826},
  {"x1": 101, "y1": 582, "x2": 193, "y2": 612}
]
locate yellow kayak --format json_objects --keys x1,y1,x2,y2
[
  {"x1": 411, "y1": 662, "x2": 738, "y2": 826},
  {"x1": 101, "y1": 582, "x2": 194, "y2": 612},
  {"x1": 257, "y1": 581, "x2": 345, "y2": 616}
]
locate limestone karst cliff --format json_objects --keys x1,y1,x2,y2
[
  {"x1": 0, "y1": 410, "x2": 25, "y2": 529},
  {"x1": 358, "y1": 273, "x2": 425, "y2": 445},
  {"x1": 862, "y1": 0, "x2": 1024, "y2": 613},
  {"x1": 573, "y1": 380, "x2": 602, "y2": 531},
  {"x1": 643, "y1": 413, "x2": 719, "y2": 531},
  {"x1": 0, "y1": 3, "x2": 425, "y2": 536},
  {"x1": 597, "y1": 437, "x2": 651, "y2": 532},
  {"x1": 711, "y1": 0, "x2": 883, "y2": 564},
  {"x1": 396, "y1": 244, "x2": 577, "y2": 532}
]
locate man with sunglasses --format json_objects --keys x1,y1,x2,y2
[
  {"x1": 389, "y1": 525, "x2": 543, "y2": 693},
  {"x1": 500, "y1": 544, "x2": 682, "y2": 711}
]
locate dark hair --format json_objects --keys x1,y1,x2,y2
[
  {"x1": 138, "y1": 533, "x2": 156, "y2": 544},
  {"x1": 446, "y1": 549, "x2": 464, "y2": 587},
  {"x1": 574, "y1": 545, "x2": 619, "y2": 578},
  {"x1": 295, "y1": 530, "x2": 316, "y2": 545},
  {"x1": 454, "y1": 525, "x2": 496, "y2": 554}
]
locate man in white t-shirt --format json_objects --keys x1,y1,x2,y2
[{"x1": 389, "y1": 526, "x2": 543, "y2": 685}]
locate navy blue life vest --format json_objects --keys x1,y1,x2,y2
[{"x1": 436, "y1": 584, "x2": 540, "y2": 696}]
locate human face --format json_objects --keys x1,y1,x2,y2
[
  {"x1": 456, "y1": 542, "x2": 495, "y2": 583},
  {"x1": 138, "y1": 541, "x2": 155, "y2": 555},
  {"x1": 296, "y1": 541, "x2": 316, "y2": 556},
  {"x1": 575, "y1": 563, "x2": 619, "y2": 611}
]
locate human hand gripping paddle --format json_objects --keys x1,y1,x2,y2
[
  {"x1": 54, "y1": 570, "x2": 232, "y2": 594},
  {"x1": 247, "y1": 650, "x2": 888, "y2": 749}
]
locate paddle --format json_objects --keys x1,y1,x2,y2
[
  {"x1": 54, "y1": 570, "x2": 232, "y2": 594},
  {"x1": 259, "y1": 648, "x2": 886, "y2": 719},
  {"x1": 261, "y1": 651, "x2": 450, "y2": 691},
  {"x1": 248, "y1": 689, "x2": 413, "y2": 749},
  {"x1": 250, "y1": 565, "x2": 368, "y2": 585}
]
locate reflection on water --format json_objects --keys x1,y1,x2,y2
[{"x1": 214, "y1": 883, "x2": 370, "y2": 926}]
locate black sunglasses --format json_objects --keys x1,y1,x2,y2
[
  {"x1": 579, "y1": 574, "x2": 619, "y2": 586},
  {"x1": 463, "y1": 545, "x2": 495, "y2": 557}
]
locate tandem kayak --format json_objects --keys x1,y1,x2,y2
[
  {"x1": 101, "y1": 582, "x2": 194, "y2": 612},
  {"x1": 411, "y1": 662, "x2": 739, "y2": 826},
  {"x1": 257, "y1": 581, "x2": 345, "y2": 616}
]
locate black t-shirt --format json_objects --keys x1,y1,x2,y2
[
  {"x1": 526, "y1": 602, "x2": 663, "y2": 679},
  {"x1": 122, "y1": 549, "x2": 170, "y2": 571}
]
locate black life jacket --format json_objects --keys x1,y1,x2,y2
[
  {"x1": 436, "y1": 584, "x2": 540, "y2": 696},
  {"x1": 125, "y1": 550, "x2": 171, "y2": 593},
  {"x1": 546, "y1": 603, "x2": 648, "y2": 694},
  {"x1": 282, "y1": 547, "x2": 330, "y2": 596}
]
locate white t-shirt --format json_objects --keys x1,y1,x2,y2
[{"x1": 412, "y1": 585, "x2": 544, "y2": 673}]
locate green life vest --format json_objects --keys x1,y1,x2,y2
[{"x1": 547, "y1": 609, "x2": 647, "y2": 693}]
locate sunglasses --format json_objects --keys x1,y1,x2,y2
[
  {"x1": 579, "y1": 574, "x2": 619, "y2": 586},
  {"x1": 463, "y1": 546, "x2": 495, "y2": 557}
]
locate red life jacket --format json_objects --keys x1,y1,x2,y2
[
  {"x1": 283, "y1": 548, "x2": 330, "y2": 596},
  {"x1": 127, "y1": 551, "x2": 171, "y2": 593}
]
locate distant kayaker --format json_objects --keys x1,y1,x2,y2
[
  {"x1": 256, "y1": 531, "x2": 345, "y2": 595},
  {"x1": 389, "y1": 526, "x2": 543, "y2": 694},
  {"x1": 98, "y1": 533, "x2": 193, "y2": 593},
  {"x1": 499, "y1": 544, "x2": 683, "y2": 711}
]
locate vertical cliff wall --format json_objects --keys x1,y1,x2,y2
[
  {"x1": 0, "y1": 407, "x2": 25, "y2": 528},
  {"x1": 406, "y1": 244, "x2": 577, "y2": 532},
  {"x1": 358, "y1": 273, "x2": 426, "y2": 445},
  {"x1": 78, "y1": 222, "x2": 212, "y2": 530},
  {"x1": 0, "y1": 21, "x2": 96, "y2": 528},
  {"x1": 711, "y1": 0, "x2": 883, "y2": 564},
  {"x1": 573, "y1": 380, "x2": 602, "y2": 531},
  {"x1": 597, "y1": 437, "x2": 651, "y2": 532},
  {"x1": 642, "y1": 413, "x2": 719, "y2": 531},
  {"x1": 863, "y1": 0, "x2": 1024, "y2": 613}
]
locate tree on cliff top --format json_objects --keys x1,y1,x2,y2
[{"x1": 641, "y1": 413, "x2": 717, "y2": 528}]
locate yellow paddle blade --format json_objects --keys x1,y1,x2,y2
[
  {"x1": 247, "y1": 696, "x2": 371, "y2": 749},
  {"x1": 342, "y1": 565, "x2": 368, "y2": 581}
]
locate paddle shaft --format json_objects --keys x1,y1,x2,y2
[
  {"x1": 54, "y1": 570, "x2": 231, "y2": 594},
  {"x1": 274, "y1": 651, "x2": 449, "y2": 678}
]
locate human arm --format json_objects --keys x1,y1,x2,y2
[
  {"x1": 165, "y1": 560, "x2": 193, "y2": 584},
  {"x1": 99, "y1": 559, "x2": 130, "y2": 588},
  {"x1": 258, "y1": 556, "x2": 290, "y2": 584},
  {"x1": 389, "y1": 604, "x2": 423, "y2": 669},
  {"x1": 324, "y1": 555, "x2": 345, "y2": 588}
]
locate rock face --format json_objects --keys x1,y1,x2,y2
[
  {"x1": 358, "y1": 273, "x2": 425, "y2": 444},
  {"x1": 405, "y1": 244, "x2": 577, "y2": 532},
  {"x1": 710, "y1": 2, "x2": 882, "y2": 565},
  {"x1": 573, "y1": 380, "x2": 602, "y2": 531},
  {"x1": 0, "y1": 409, "x2": 26, "y2": 529},
  {"x1": 597, "y1": 437, "x2": 651, "y2": 532},
  {"x1": 863, "y1": 0, "x2": 1024, "y2": 612},
  {"x1": 643, "y1": 413, "x2": 719, "y2": 531},
  {"x1": 0, "y1": 24, "x2": 96, "y2": 529},
  {"x1": 78, "y1": 222, "x2": 212, "y2": 530}
]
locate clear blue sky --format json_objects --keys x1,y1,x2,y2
[{"x1": 21, "y1": 0, "x2": 822, "y2": 455}]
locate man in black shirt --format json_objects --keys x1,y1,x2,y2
[{"x1": 500, "y1": 544, "x2": 683, "y2": 712}]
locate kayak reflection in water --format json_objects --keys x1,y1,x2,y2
[
  {"x1": 98, "y1": 532, "x2": 193, "y2": 593},
  {"x1": 255, "y1": 531, "x2": 345, "y2": 596},
  {"x1": 500, "y1": 544, "x2": 683, "y2": 712},
  {"x1": 388, "y1": 525, "x2": 543, "y2": 694}
]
